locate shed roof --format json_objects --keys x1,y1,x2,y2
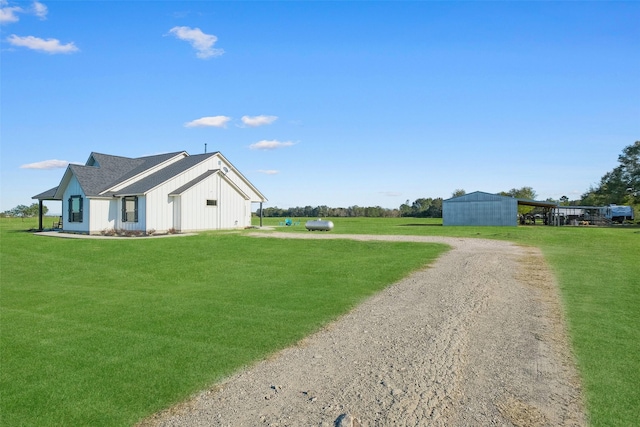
[
  {"x1": 516, "y1": 198, "x2": 557, "y2": 208},
  {"x1": 32, "y1": 186, "x2": 59, "y2": 200},
  {"x1": 168, "y1": 169, "x2": 218, "y2": 195}
]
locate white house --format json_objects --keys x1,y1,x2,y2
[{"x1": 33, "y1": 151, "x2": 267, "y2": 234}]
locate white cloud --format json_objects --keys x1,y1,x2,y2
[
  {"x1": 32, "y1": 1, "x2": 47, "y2": 20},
  {"x1": 249, "y1": 140, "x2": 296, "y2": 150},
  {"x1": 0, "y1": 0, "x2": 23, "y2": 24},
  {"x1": 1, "y1": 1, "x2": 47, "y2": 24},
  {"x1": 168, "y1": 26, "x2": 224, "y2": 59},
  {"x1": 184, "y1": 115, "x2": 231, "y2": 128},
  {"x1": 20, "y1": 159, "x2": 69, "y2": 169},
  {"x1": 241, "y1": 115, "x2": 278, "y2": 127},
  {"x1": 258, "y1": 169, "x2": 279, "y2": 175},
  {"x1": 7, "y1": 34, "x2": 78, "y2": 53}
]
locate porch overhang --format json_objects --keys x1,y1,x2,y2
[{"x1": 32, "y1": 186, "x2": 60, "y2": 231}]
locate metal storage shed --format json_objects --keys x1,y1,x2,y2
[
  {"x1": 443, "y1": 191, "x2": 558, "y2": 226},
  {"x1": 443, "y1": 191, "x2": 519, "y2": 226}
]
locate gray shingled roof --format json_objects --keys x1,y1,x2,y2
[
  {"x1": 32, "y1": 186, "x2": 59, "y2": 200},
  {"x1": 169, "y1": 169, "x2": 218, "y2": 195},
  {"x1": 31, "y1": 150, "x2": 248, "y2": 201},
  {"x1": 111, "y1": 152, "x2": 219, "y2": 195},
  {"x1": 73, "y1": 151, "x2": 185, "y2": 196}
]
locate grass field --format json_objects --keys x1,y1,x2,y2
[
  {"x1": 2, "y1": 217, "x2": 638, "y2": 426},
  {"x1": 256, "y1": 216, "x2": 640, "y2": 426},
  {"x1": 0, "y1": 218, "x2": 447, "y2": 426}
]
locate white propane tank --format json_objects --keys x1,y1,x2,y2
[{"x1": 305, "y1": 219, "x2": 334, "y2": 231}]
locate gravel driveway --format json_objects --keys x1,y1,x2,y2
[{"x1": 141, "y1": 233, "x2": 586, "y2": 427}]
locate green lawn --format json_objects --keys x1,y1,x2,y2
[
  {"x1": 256, "y1": 216, "x2": 640, "y2": 426},
  {"x1": 0, "y1": 218, "x2": 447, "y2": 426},
  {"x1": 2, "y1": 217, "x2": 638, "y2": 426}
]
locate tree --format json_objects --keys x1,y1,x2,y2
[
  {"x1": 2, "y1": 203, "x2": 46, "y2": 219},
  {"x1": 581, "y1": 141, "x2": 640, "y2": 206},
  {"x1": 399, "y1": 200, "x2": 412, "y2": 217},
  {"x1": 452, "y1": 189, "x2": 466, "y2": 198},
  {"x1": 411, "y1": 198, "x2": 433, "y2": 217},
  {"x1": 426, "y1": 198, "x2": 443, "y2": 217},
  {"x1": 499, "y1": 187, "x2": 537, "y2": 215},
  {"x1": 618, "y1": 141, "x2": 640, "y2": 195},
  {"x1": 12, "y1": 205, "x2": 29, "y2": 218},
  {"x1": 500, "y1": 187, "x2": 537, "y2": 200}
]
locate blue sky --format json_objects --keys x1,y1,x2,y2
[{"x1": 2, "y1": 1, "x2": 639, "y2": 213}]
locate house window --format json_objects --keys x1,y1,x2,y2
[
  {"x1": 68, "y1": 195, "x2": 83, "y2": 222},
  {"x1": 206, "y1": 199, "x2": 218, "y2": 206},
  {"x1": 122, "y1": 196, "x2": 138, "y2": 222}
]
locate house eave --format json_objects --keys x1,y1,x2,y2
[
  {"x1": 32, "y1": 186, "x2": 60, "y2": 200},
  {"x1": 215, "y1": 152, "x2": 268, "y2": 202}
]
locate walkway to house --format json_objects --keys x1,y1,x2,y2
[{"x1": 33, "y1": 231, "x2": 195, "y2": 239}]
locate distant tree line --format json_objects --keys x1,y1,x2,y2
[
  {"x1": 258, "y1": 205, "x2": 404, "y2": 218},
  {"x1": 398, "y1": 198, "x2": 443, "y2": 217},
  {"x1": 1, "y1": 203, "x2": 47, "y2": 219},
  {"x1": 259, "y1": 198, "x2": 446, "y2": 219}
]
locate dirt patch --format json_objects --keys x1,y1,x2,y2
[{"x1": 139, "y1": 234, "x2": 586, "y2": 427}]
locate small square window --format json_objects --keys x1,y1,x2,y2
[{"x1": 206, "y1": 199, "x2": 217, "y2": 206}]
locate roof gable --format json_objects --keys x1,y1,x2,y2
[
  {"x1": 111, "y1": 153, "x2": 218, "y2": 195},
  {"x1": 166, "y1": 169, "x2": 251, "y2": 200},
  {"x1": 214, "y1": 152, "x2": 267, "y2": 202},
  {"x1": 51, "y1": 151, "x2": 185, "y2": 198}
]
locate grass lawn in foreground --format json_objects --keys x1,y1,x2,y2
[
  {"x1": 0, "y1": 218, "x2": 447, "y2": 426},
  {"x1": 256, "y1": 216, "x2": 640, "y2": 426}
]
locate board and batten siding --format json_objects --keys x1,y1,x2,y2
[
  {"x1": 88, "y1": 198, "x2": 117, "y2": 234},
  {"x1": 114, "y1": 195, "x2": 146, "y2": 233},
  {"x1": 145, "y1": 168, "x2": 208, "y2": 232},
  {"x1": 207, "y1": 155, "x2": 256, "y2": 227},
  {"x1": 175, "y1": 175, "x2": 219, "y2": 231},
  {"x1": 62, "y1": 175, "x2": 89, "y2": 233},
  {"x1": 143, "y1": 159, "x2": 219, "y2": 232},
  {"x1": 145, "y1": 155, "x2": 258, "y2": 232},
  {"x1": 218, "y1": 176, "x2": 250, "y2": 228},
  {"x1": 171, "y1": 173, "x2": 249, "y2": 231},
  {"x1": 216, "y1": 166, "x2": 260, "y2": 201}
]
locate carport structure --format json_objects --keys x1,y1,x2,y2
[
  {"x1": 443, "y1": 191, "x2": 559, "y2": 226},
  {"x1": 517, "y1": 197, "x2": 561, "y2": 226}
]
